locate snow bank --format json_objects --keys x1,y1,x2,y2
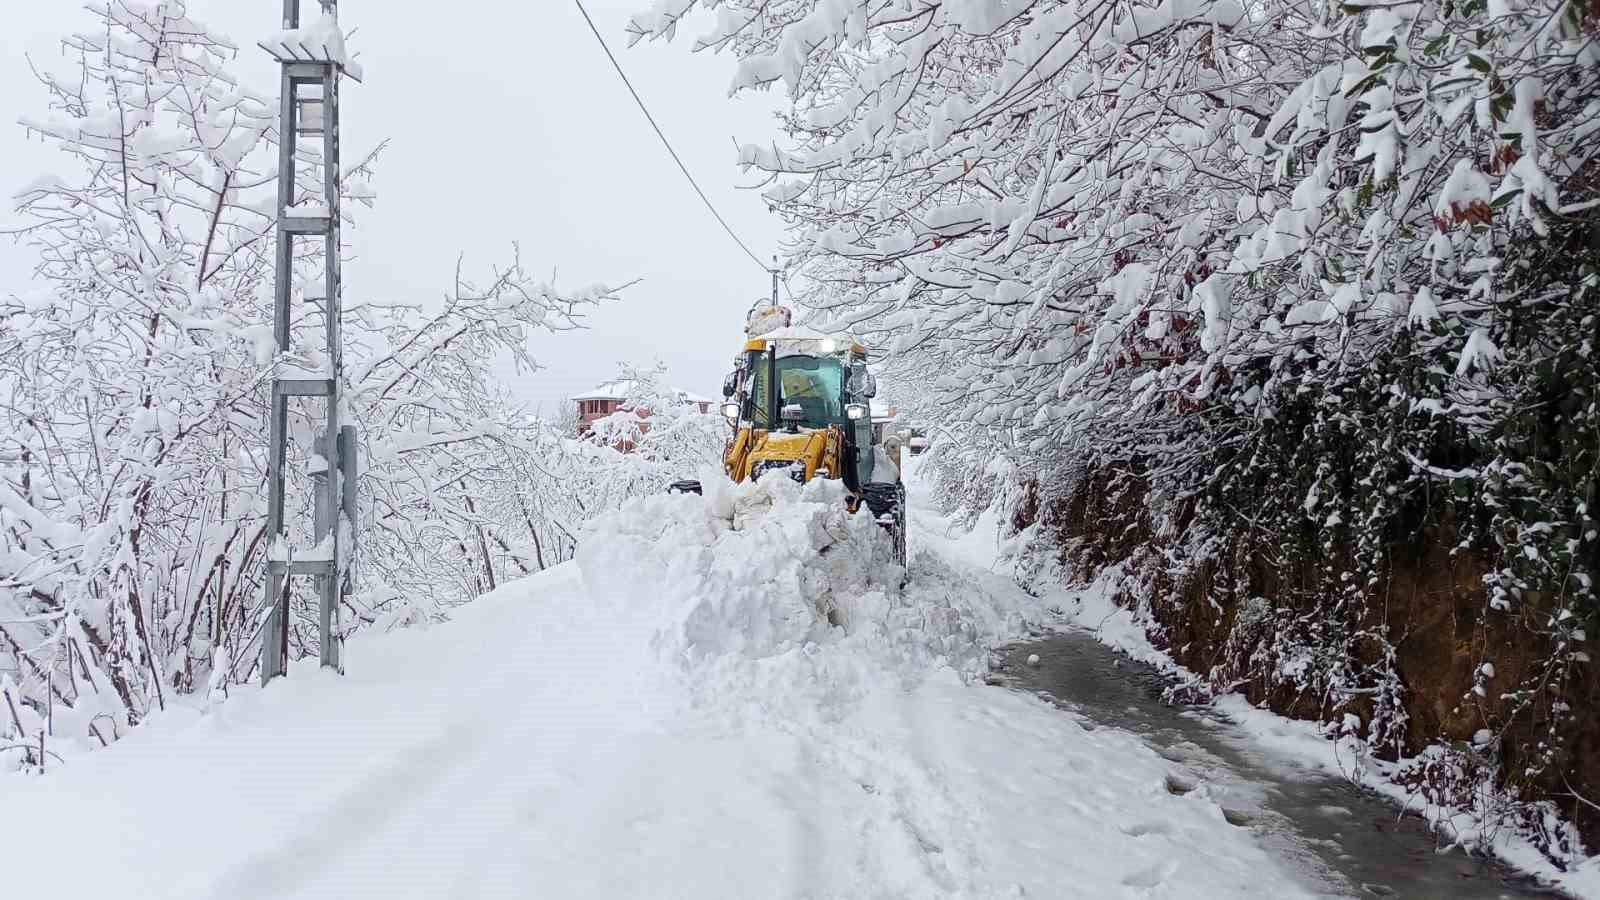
[
  {"x1": 578, "y1": 473, "x2": 891, "y2": 662},
  {"x1": 564, "y1": 473, "x2": 1327, "y2": 897},
  {"x1": 578, "y1": 470, "x2": 1005, "y2": 682}
]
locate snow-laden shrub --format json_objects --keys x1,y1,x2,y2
[{"x1": 570, "y1": 363, "x2": 732, "y2": 498}]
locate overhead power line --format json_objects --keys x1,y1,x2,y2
[{"x1": 573, "y1": 0, "x2": 772, "y2": 276}]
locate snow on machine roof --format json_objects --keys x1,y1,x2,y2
[{"x1": 746, "y1": 324, "x2": 866, "y2": 358}]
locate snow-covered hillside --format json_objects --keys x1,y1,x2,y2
[{"x1": 4, "y1": 471, "x2": 1324, "y2": 898}]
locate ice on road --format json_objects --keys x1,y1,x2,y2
[{"x1": 3, "y1": 473, "x2": 1324, "y2": 898}]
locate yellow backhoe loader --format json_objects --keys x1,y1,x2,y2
[{"x1": 671, "y1": 306, "x2": 907, "y2": 568}]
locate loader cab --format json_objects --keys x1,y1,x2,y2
[
  {"x1": 744, "y1": 353, "x2": 846, "y2": 430},
  {"x1": 735, "y1": 332, "x2": 872, "y2": 425},
  {"x1": 727, "y1": 328, "x2": 878, "y2": 484}
]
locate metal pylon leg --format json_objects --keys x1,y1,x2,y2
[{"x1": 260, "y1": 0, "x2": 357, "y2": 684}]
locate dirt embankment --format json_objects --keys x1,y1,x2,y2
[{"x1": 1012, "y1": 471, "x2": 1600, "y2": 858}]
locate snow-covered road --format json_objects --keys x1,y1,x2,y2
[{"x1": 4, "y1": 471, "x2": 1331, "y2": 899}]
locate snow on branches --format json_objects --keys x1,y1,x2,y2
[
  {"x1": 635, "y1": 0, "x2": 1595, "y2": 441},
  {"x1": 564, "y1": 363, "x2": 731, "y2": 507}
]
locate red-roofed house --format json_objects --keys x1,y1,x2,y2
[{"x1": 573, "y1": 380, "x2": 715, "y2": 446}]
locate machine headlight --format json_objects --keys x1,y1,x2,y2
[
  {"x1": 845, "y1": 403, "x2": 868, "y2": 420},
  {"x1": 721, "y1": 402, "x2": 740, "y2": 420},
  {"x1": 817, "y1": 338, "x2": 836, "y2": 353}
]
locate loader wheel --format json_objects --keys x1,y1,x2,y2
[
  {"x1": 893, "y1": 482, "x2": 908, "y2": 572},
  {"x1": 861, "y1": 481, "x2": 908, "y2": 573}
]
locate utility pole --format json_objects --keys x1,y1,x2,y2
[
  {"x1": 770, "y1": 255, "x2": 779, "y2": 309},
  {"x1": 258, "y1": 0, "x2": 361, "y2": 682}
]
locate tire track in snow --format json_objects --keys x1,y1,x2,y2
[
  {"x1": 206, "y1": 725, "x2": 472, "y2": 900},
  {"x1": 776, "y1": 737, "x2": 827, "y2": 900}
]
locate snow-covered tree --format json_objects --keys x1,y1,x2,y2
[
  {"x1": 586, "y1": 364, "x2": 726, "y2": 460},
  {"x1": 565, "y1": 363, "x2": 730, "y2": 505},
  {"x1": 0, "y1": 2, "x2": 618, "y2": 766}
]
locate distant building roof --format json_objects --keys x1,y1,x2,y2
[{"x1": 572, "y1": 379, "x2": 713, "y2": 406}]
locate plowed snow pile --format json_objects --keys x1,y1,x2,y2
[
  {"x1": 579, "y1": 475, "x2": 896, "y2": 663},
  {"x1": 579, "y1": 474, "x2": 1009, "y2": 674},
  {"x1": 0, "y1": 472, "x2": 1329, "y2": 898}
]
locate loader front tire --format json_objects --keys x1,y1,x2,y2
[{"x1": 861, "y1": 481, "x2": 908, "y2": 573}]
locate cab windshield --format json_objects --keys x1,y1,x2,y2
[{"x1": 748, "y1": 354, "x2": 845, "y2": 429}]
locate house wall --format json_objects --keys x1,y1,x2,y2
[{"x1": 576, "y1": 398, "x2": 622, "y2": 435}]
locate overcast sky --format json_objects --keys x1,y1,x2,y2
[{"x1": 0, "y1": 1, "x2": 786, "y2": 413}]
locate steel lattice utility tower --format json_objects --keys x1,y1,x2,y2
[{"x1": 258, "y1": 0, "x2": 361, "y2": 682}]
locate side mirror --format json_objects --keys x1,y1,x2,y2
[
  {"x1": 721, "y1": 370, "x2": 738, "y2": 398},
  {"x1": 720, "y1": 401, "x2": 740, "y2": 420},
  {"x1": 849, "y1": 364, "x2": 877, "y2": 399}
]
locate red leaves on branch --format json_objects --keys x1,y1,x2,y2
[
  {"x1": 1436, "y1": 200, "x2": 1494, "y2": 232},
  {"x1": 1182, "y1": 259, "x2": 1214, "y2": 290},
  {"x1": 1490, "y1": 143, "x2": 1522, "y2": 174}
]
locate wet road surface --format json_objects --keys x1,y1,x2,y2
[{"x1": 993, "y1": 631, "x2": 1564, "y2": 899}]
